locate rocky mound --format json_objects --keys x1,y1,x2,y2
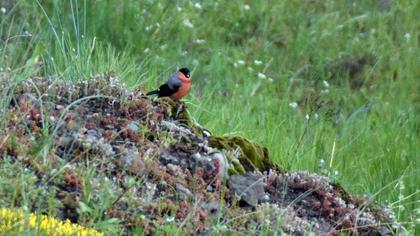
[{"x1": 0, "y1": 74, "x2": 397, "y2": 235}]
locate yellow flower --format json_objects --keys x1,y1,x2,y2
[{"x1": 0, "y1": 208, "x2": 103, "y2": 236}]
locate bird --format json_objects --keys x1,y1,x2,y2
[{"x1": 146, "y1": 68, "x2": 192, "y2": 101}]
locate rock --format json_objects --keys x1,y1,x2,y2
[
  {"x1": 228, "y1": 172, "x2": 266, "y2": 207},
  {"x1": 86, "y1": 129, "x2": 99, "y2": 142},
  {"x1": 166, "y1": 163, "x2": 182, "y2": 177},
  {"x1": 160, "y1": 152, "x2": 180, "y2": 165},
  {"x1": 127, "y1": 121, "x2": 140, "y2": 133},
  {"x1": 96, "y1": 141, "x2": 115, "y2": 157},
  {"x1": 119, "y1": 147, "x2": 144, "y2": 174},
  {"x1": 209, "y1": 152, "x2": 228, "y2": 178},
  {"x1": 206, "y1": 200, "x2": 220, "y2": 214},
  {"x1": 377, "y1": 226, "x2": 392, "y2": 236},
  {"x1": 160, "y1": 120, "x2": 193, "y2": 136},
  {"x1": 175, "y1": 183, "x2": 194, "y2": 200},
  {"x1": 202, "y1": 129, "x2": 211, "y2": 137}
]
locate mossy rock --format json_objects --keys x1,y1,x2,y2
[
  {"x1": 167, "y1": 100, "x2": 204, "y2": 135},
  {"x1": 208, "y1": 136, "x2": 285, "y2": 174},
  {"x1": 154, "y1": 98, "x2": 284, "y2": 175}
]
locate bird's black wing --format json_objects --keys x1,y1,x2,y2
[
  {"x1": 157, "y1": 83, "x2": 178, "y2": 97},
  {"x1": 147, "y1": 73, "x2": 182, "y2": 97}
]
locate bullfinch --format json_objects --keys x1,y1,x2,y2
[{"x1": 146, "y1": 68, "x2": 192, "y2": 101}]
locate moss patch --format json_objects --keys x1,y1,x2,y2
[{"x1": 207, "y1": 136, "x2": 284, "y2": 174}]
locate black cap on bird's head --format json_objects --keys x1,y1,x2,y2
[{"x1": 179, "y1": 67, "x2": 191, "y2": 78}]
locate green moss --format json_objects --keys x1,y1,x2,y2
[
  {"x1": 208, "y1": 136, "x2": 284, "y2": 174},
  {"x1": 227, "y1": 159, "x2": 246, "y2": 175}
]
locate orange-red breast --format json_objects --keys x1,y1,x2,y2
[{"x1": 146, "y1": 68, "x2": 192, "y2": 101}]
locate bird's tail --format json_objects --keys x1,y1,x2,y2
[{"x1": 146, "y1": 90, "x2": 159, "y2": 96}]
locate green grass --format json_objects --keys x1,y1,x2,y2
[{"x1": 1, "y1": 0, "x2": 419, "y2": 234}]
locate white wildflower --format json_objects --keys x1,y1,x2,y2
[
  {"x1": 145, "y1": 25, "x2": 152, "y2": 31},
  {"x1": 398, "y1": 193, "x2": 404, "y2": 200},
  {"x1": 257, "y1": 72, "x2": 266, "y2": 79},
  {"x1": 23, "y1": 31, "x2": 32, "y2": 37},
  {"x1": 254, "y1": 60, "x2": 263, "y2": 65},
  {"x1": 1, "y1": 7, "x2": 6, "y2": 14},
  {"x1": 244, "y1": 5, "x2": 250, "y2": 11},
  {"x1": 318, "y1": 159, "x2": 325, "y2": 168},
  {"x1": 143, "y1": 48, "x2": 150, "y2": 53},
  {"x1": 183, "y1": 18, "x2": 194, "y2": 28},
  {"x1": 289, "y1": 102, "x2": 298, "y2": 109},
  {"x1": 194, "y1": 39, "x2": 206, "y2": 44},
  {"x1": 404, "y1": 32, "x2": 411, "y2": 42},
  {"x1": 194, "y1": 2, "x2": 202, "y2": 10},
  {"x1": 176, "y1": 6, "x2": 182, "y2": 12},
  {"x1": 305, "y1": 114, "x2": 310, "y2": 120},
  {"x1": 237, "y1": 60, "x2": 245, "y2": 65},
  {"x1": 398, "y1": 204, "x2": 405, "y2": 211},
  {"x1": 399, "y1": 181, "x2": 405, "y2": 190},
  {"x1": 323, "y1": 80, "x2": 329, "y2": 87},
  {"x1": 166, "y1": 216, "x2": 175, "y2": 222}
]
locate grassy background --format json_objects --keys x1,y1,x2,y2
[{"x1": 1, "y1": 0, "x2": 419, "y2": 234}]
